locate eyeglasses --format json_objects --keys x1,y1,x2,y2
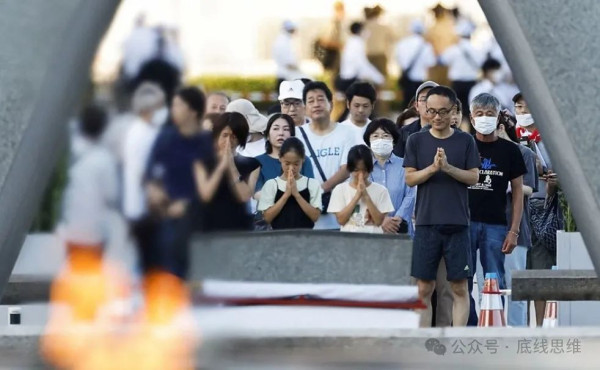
[
  {"x1": 280, "y1": 100, "x2": 303, "y2": 109},
  {"x1": 426, "y1": 106, "x2": 455, "y2": 117}
]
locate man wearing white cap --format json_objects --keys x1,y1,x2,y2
[
  {"x1": 394, "y1": 20, "x2": 436, "y2": 110},
  {"x1": 279, "y1": 80, "x2": 310, "y2": 126},
  {"x1": 273, "y1": 20, "x2": 305, "y2": 92},
  {"x1": 226, "y1": 99, "x2": 268, "y2": 158},
  {"x1": 439, "y1": 19, "x2": 484, "y2": 122}
]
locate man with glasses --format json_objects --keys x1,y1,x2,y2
[
  {"x1": 404, "y1": 86, "x2": 480, "y2": 327},
  {"x1": 394, "y1": 80, "x2": 438, "y2": 158},
  {"x1": 465, "y1": 93, "x2": 526, "y2": 326},
  {"x1": 279, "y1": 80, "x2": 310, "y2": 126}
]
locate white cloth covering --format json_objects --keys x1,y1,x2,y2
[{"x1": 202, "y1": 280, "x2": 419, "y2": 303}]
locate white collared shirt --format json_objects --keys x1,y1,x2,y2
[
  {"x1": 340, "y1": 36, "x2": 384, "y2": 85},
  {"x1": 273, "y1": 32, "x2": 302, "y2": 80},
  {"x1": 123, "y1": 117, "x2": 161, "y2": 220},
  {"x1": 394, "y1": 35, "x2": 436, "y2": 81},
  {"x1": 440, "y1": 39, "x2": 485, "y2": 81}
]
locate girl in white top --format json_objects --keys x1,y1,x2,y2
[
  {"x1": 258, "y1": 137, "x2": 322, "y2": 229},
  {"x1": 328, "y1": 145, "x2": 394, "y2": 233}
]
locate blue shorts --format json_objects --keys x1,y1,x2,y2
[{"x1": 412, "y1": 225, "x2": 473, "y2": 282}]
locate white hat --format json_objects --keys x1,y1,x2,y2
[
  {"x1": 278, "y1": 80, "x2": 305, "y2": 101},
  {"x1": 226, "y1": 99, "x2": 268, "y2": 133}
]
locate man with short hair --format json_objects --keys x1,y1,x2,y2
[
  {"x1": 205, "y1": 92, "x2": 229, "y2": 114},
  {"x1": 297, "y1": 81, "x2": 358, "y2": 229},
  {"x1": 404, "y1": 86, "x2": 480, "y2": 327},
  {"x1": 466, "y1": 93, "x2": 526, "y2": 326},
  {"x1": 394, "y1": 80, "x2": 438, "y2": 158},
  {"x1": 279, "y1": 80, "x2": 309, "y2": 126},
  {"x1": 340, "y1": 82, "x2": 377, "y2": 143}
]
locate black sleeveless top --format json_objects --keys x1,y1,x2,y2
[{"x1": 270, "y1": 179, "x2": 315, "y2": 230}]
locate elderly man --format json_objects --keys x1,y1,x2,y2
[{"x1": 466, "y1": 93, "x2": 527, "y2": 326}]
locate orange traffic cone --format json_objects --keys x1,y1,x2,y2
[{"x1": 478, "y1": 272, "x2": 506, "y2": 327}]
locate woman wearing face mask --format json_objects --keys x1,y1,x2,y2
[
  {"x1": 363, "y1": 119, "x2": 416, "y2": 236},
  {"x1": 257, "y1": 137, "x2": 322, "y2": 229},
  {"x1": 254, "y1": 114, "x2": 314, "y2": 200},
  {"x1": 327, "y1": 144, "x2": 394, "y2": 233}
]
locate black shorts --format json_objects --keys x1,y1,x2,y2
[{"x1": 412, "y1": 225, "x2": 473, "y2": 282}]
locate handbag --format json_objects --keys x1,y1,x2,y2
[
  {"x1": 299, "y1": 127, "x2": 330, "y2": 214},
  {"x1": 530, "y1": 194, "x2": 564, "y2": 254},
  {"x1": 253, "y1": 211, "x2": 271, "y2": 231}
]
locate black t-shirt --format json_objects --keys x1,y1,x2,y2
[
  {"x1": 404, "y1": 129, "x2": 480, "y2": 226},
  {"x1": 394, "y1": 119, "x2": 422, "y2": 158},
  {"x1": 145, "y1": 126, "x2": 212, "y2": 200},
  {"x1": 196, "y1": 154, "x2": 260, "y2": 232},
  {"x1": 468, "y1": 138, "x2": 527, "y2": 225}
]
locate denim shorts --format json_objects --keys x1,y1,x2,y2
[{"x1": 412, "y1": 225, "x2": 473, "y2": 281}]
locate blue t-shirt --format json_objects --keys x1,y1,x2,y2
[
  {"x1": 145, "y1": 126, "x2": 211, "y2": 200},
  {"x1": 254, "y1": 153, "x2": 314, "y2": 192}
]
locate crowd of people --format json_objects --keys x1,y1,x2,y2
[{"x1": 56, "y1": 4, "x2": 560, "y2": 332}]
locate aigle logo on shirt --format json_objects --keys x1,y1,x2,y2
[{"x1": 315, "y1": 147, "x2": 341, "y2": 158}]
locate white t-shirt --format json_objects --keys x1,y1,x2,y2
[
  {"x1": 257, "y1": 176, "x2": 322, "y2": 212},
  {"x1": 339, "y1": 119, "x2": 370, "y2": 145},
  {"x1": 296, "y1": 123, "x2": 359, "y2": 185},
  {"x1": 327, "y1": 182, "x2": 394, "y2": 234}
]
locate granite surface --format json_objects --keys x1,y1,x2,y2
[
  {"x1": 189, "y1": 230, "x2": 413, "y2": 285},
  {"x1": 0, "y1": 1, "x2": 119, "y2": 298}
]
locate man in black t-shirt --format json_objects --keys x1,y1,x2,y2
[
  {"x1": 466, "y1": 93, "x2": 526, "y2": 326},
  {"x1": 404, "y1": 86, "x2": 480, "y2": 327}
]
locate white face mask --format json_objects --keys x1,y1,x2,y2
[
  {"x1": 151, "y1": 106, "x2": 169, "y2": 126},
  {"x1": 370, "y1": 139, "x2": 394, "y2": 157},
  {"x1": 516, "y1": 114, "x2": 534, "y2": 127},
  {"x1": 473, "y1": 116, "x2": 498, "y2": 135}
]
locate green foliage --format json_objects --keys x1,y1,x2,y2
[
  {"x1": 30, "y1": 152, "x2": 68, "y2": 232},
  {"x1": 559, "y1": 192, "x2": 578, "y2": 232},
  {"x1": 188, "y1": 75, "x2": 278, "y2": 93}
]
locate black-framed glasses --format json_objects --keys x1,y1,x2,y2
[
  {"x1": 426, "y1": 105, "x2": 455, "y2": 117},
  {"x1": 280, "y1": 100, "x2": 303, "y2": 109}
]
